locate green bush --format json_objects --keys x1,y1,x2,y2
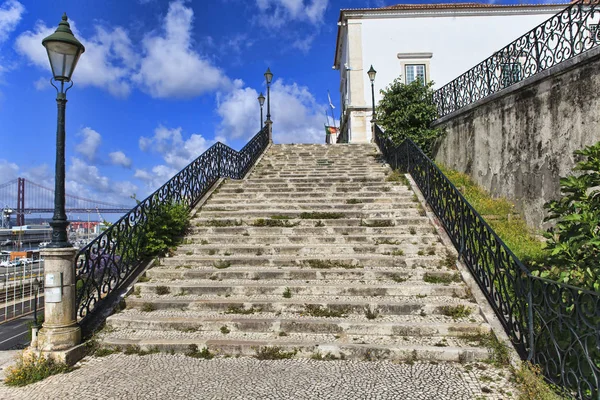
[
  {"x1": 376, "y1": 77, "x2": 443, "y2": 155},
  {"x1": 536, "y1": 142, "x2": 600, "y2": 291},
  {"x1": 141, "y1": 202, "x2": 190, "y2": 258}
]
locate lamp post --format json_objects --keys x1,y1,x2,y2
[
  {"x1": 36, "y1": 13, "x2": 85, "y2": 356},
  {"x1": 258, "y1": 92, "x2": 265, "y2": 130},
  {"x1": 264, "y1": 68, "x2": 273, "y2": 142},
  {"x1": 42, "y1": 13, "x2": 85, "y2": 249},
  {"x1": 367, "y1": 65, "x2": 377, "y2": 123}
]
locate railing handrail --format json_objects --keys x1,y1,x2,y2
[
  {"x1": 433, "y1": 0, "x2": 600, "y2": 118},
  {"x1": 74, "y1": 126, "x2": 270, "y2": 325},
  {"x1": 374, "y1": 124, "x2": 599, "y2": 399}
]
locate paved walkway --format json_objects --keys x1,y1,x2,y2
[{"x1": 0, "y1": 353, "x2": 517, "y2": 399}]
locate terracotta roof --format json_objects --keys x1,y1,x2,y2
[{"x1": 341, "y1": 2, "x2": 569, "y2": 12}]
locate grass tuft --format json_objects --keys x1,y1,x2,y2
[
  {"x1": 423, "y1": 273, "x2": 461, "y2": 285},
  {"x1": 254, "y1": 346, "x2": 297, "y2": 360},
  {"x1": 155, "y1": 286, "x2": 170, "y2": 295},
  {"x1": 302, "y1": 304, "x2": 348, "y2": 318},
  {"x1": 299, "y1": 212, "x2": 344, "y2": 219},
  {"x1": 440, "y1": 304, "x2": 471, "y2": 319},
  {"x1": 304, "y1": 259, "x2": 361, "y2": 269},
  {"x1": 185, "y1": 344, "x2": 214, "y2": 360},
  {"x1": 4, "y1": 352, "x2": 72, "y2": 387}
]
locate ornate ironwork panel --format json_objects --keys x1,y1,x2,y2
[
  {"x1": 374, "y1": 125, "x2": 600, "y2": 399},
  {"x1": 433, "y1": 0, "x2": 600, "y2": 118},
  {"x1": 75, "y1": 126, "x2": 269, "y2": 324}
]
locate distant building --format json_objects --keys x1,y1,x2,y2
[{"x1": 333, "y1": 2, "x2": 568, "y2": 143}]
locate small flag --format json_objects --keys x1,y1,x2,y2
[
  {"x1": 327, "y1": 91, "x2": 335, "y2": 109},
  {"x1": 324, "y1": 125, "x2": 338, "y2": 135}
]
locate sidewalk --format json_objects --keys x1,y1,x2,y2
[{"x1": 0, "y1": 353, "x2": 517, "y2": 399}]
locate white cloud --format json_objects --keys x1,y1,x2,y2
[
  {"x1": 292, "y1": 35, "x2": 315, "y2": 54},
  {"x1": 0, "y1": 159, "x2": 18, "y2": 181},
  {"x1": 136, "y1": 124, "x2": 216, "y2": 191},
  {"x1": 217, "y1": 79, "x2": 326, "y2": 143},
  {"x1": 75, "y1": 127, "x2": 102, "y2": 161},
  {"x1": 15, "y1": 19, "x2": 136, "y2": 97},
  {"x1": 256, "y1": 0, "x2": 328, "y2": 29},
  {"x1": 134, "y1": 164, "x2": 178, "y2": 192},
  {"x1": 139, "y1": 125, "x2": 210, "y2": 169},
  {"x1": 0, "y1": 0, "x2": 24, "y2": 44},
  {"x1": 132, "y1": 0, "x2": 231, "y2": 98},
  {"x1": 108, "y1": 151, "x2": 132, "y2": 168},
  {"x1": 67, "y1": 157, "x2": 137, "y2": 204}
]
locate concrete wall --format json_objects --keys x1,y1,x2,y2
[{"x1": 432, "y1": 47, "x2": 600, "y2": 230}]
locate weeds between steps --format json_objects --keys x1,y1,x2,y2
[
  {"x1": 361, "y1": 220, "x2": 394, "y2": 227},
  {"x1": 186, "y1": 344, "x2": 214, "y2": 360},
  {"x1": 141, "y1": 303, "x2": 157, "y2": 312},
  {"x1": 386, "y1": 170, "x2": 410, "y2": 187},
  {"x1": 311, "y1": 352, "x2": 345, "y2": 361},
  {"x1": 440, "y1": 304, "x2": 471, "y2": 319},
  {"x1": 363, "y1": 306, "x2": 379, "y2": 320},
  {"x1": 213, "y1": 260, "x2": 231, "y2": 269},
  {"x1": 201, "y1": 219, "x2": 243, "y2": 227},
  {"x1": 300, "y1": 212, "x2": 344, "y2": 219},
  {"x1": 251, "y1": 219, "x2": 299, "y2": 227},
  {"x1": 302, "y1": 304, "x2": 348, "y2": 318},
  {"x1": 423, "y1": 273, "x2": 461, "y2": 285},
  {"x1": 346, "y1": 199, "x2": 363, "y2": 204},
  {"x1": 225, "y1": 305, "x2": 262, "y2": 314},
  {"x1": 283, "y1": 287, "x2": 292, "y2": 298},
  {"x1": 155, "y1": 286, "x2": 170, "y2": 295},
  {"x1": 375, "y1": 238, "x2": 400, "y2": 245},
  {"x1": 3, "y1": 352, "x2": 72, "y2": 387},
  {"x1": 254, "y1": 346, "x2": 297, "y2": 360},
  {"x1": 304, "y1": 259, "x2": 362, "y2": 269}
]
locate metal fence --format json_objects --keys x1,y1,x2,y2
[
  {"x1": 374, "y1": 125, "x2": 599, "y2": 399},
  {"x1": 74, "y1": 126, "x2": 270, "y2": 325},
  {"x1": 433, "y1": 0, "x2": 600, "y2": 118},
  {"x1": 0, "y1": 259, "x2": 44, "y2": 324}
]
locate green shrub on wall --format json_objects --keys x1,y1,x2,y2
[
  {"x1": 141, "y1": 201, "x2": 190, "y2": 258},
  {"x1": 376, "y1": 77, "x2": 443, "y2": 156},
  {"x1": 534, "y1": 141, "x2": 600, "y2": 291}
]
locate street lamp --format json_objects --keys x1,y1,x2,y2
[
  {"x1": 367, "y1": 65, "x2": 377, "y2": 123},
  {"x1": 42, "y1": 13, "x2": 85, "y2": 248},
  {"x1": 264, "y1": 68, "x2": 273, "y2": 123},
  {"x1": 258, "y1": 92, "x2": 265, "y2": 130}
]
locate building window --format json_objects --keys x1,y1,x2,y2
[
  {"x1": 500, "y1": 63, "x2": 522, "y2": 88},
  {"x1": 405, "y1": 64, "x2": 425, "y2": 84}
]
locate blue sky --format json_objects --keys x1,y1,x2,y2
[{"x1": 0, "y1": 0, "x2": 566, "y2": 214}]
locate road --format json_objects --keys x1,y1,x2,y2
[{"x1": 0, "y1": 314, "x2": 34, "y2": 350}]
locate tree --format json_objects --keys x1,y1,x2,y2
[
  {"x1": 538, "y1": 141, "x2": 600, "y2": 291},
  {"x1": 376, "y1": 78, "x2": 442, "y2": 156}
]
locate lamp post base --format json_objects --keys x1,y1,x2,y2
[{"x1": 37, "y1": 247, "x2": 80, "y2": 352}]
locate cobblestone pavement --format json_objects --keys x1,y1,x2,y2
[{"x1": 0, "y1": 354, "x2": 518, "y2": 400}]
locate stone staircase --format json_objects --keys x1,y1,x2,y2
[{"x1": 99, "y1": 144, "x2": 492, "y2": 362}]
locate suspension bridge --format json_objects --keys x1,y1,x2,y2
[{"x1": 0, "y1": 178, "x2": 132, "y2": 226}]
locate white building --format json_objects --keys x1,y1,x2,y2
[{"x1": 333, "y1": 2, "x2": 568, "y2": 143}]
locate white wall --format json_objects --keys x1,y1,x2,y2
[{"x1": 359, "y1": 12, "x2": 562, "y2": 106}]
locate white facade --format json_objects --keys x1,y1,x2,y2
[{"x1": 333, "y1": 3, "x2": 568, "y2": 143}]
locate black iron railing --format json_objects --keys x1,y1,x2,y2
[
  {"x1": 74, "y1": 126, "x2": 270, "y2": 324},
  {"x1": 374, "y1": 125, "x2": 599, "y2": 399},
  {"x1": 433, "y1": 0, "x2": 600, "y2": 118}
]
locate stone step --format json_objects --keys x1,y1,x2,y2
[
  {"x1": 209, "y1": 192, "x2": 403, "y2": 199},
  {"x1": 191, "y1": 217, "x2": 430, "y2": 227},
  {"x1": 146, "y1": 267, "x2": 444, "y2": 282},
  {"x1": 199, "y1": 203, "x2": 418, "y2": 212},
  {"x1": 189, "y1": 226, "x2": 437, "y2": 237},
  {"x1": 195, "y1": 211, "x2": 422, "y2": 221},
  {"x1": 99, "y1": 335, "x2": 489, "y2": 363},
  {"x1": 158, "y1": 254, "x2": 447, "y2": 269},
  {"x1": 135, "y1": 281, "x2": 467, "y2": 298},
  {"x1": 183, "y1": 234, "x2": 439, "y2": 245},
  {"x1": 205, "y1": 197, "x2": 408, "y2": 205},
  {"x1": 124, "y1": 296, "x2": 476, "y2": 317},
  {"x1": 107, "y1": 312, "x2": 489, "y2": 337},
  {"x1": 173, "y1": 243, "x2": 443, "y2": 257}
]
